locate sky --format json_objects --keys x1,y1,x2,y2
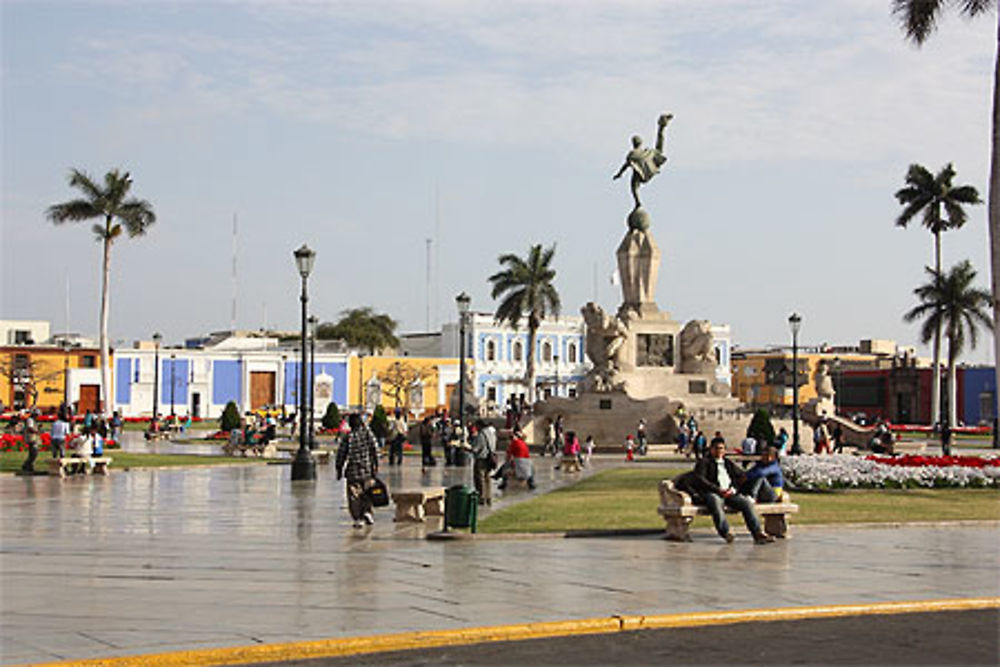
[{"x1": 1, "y1": 1, "x2": 996, "y2": 362}]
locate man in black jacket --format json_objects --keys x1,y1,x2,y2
[{"x1": 687, "y1": 437, "x2": 774, "y2": 544}]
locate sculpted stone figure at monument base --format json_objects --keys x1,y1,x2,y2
[
  {"x1": 581, "y1": 302, "x2": 628, "y2": 392},
  {"x1": 678, "y1": 320, "x2": 715, "y2": 374},
  {"x1": 814, "y1": 359, "x2": 835, "y2": 400}
]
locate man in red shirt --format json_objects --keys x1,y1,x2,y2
[{"x1": 498, "y1": 429, "x2": 536, "y2": 490}]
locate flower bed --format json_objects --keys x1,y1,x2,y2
[
  {"x1": 781, "y1": 453, "x2": 1000, "y2": 490},
  {"x1": 1, "y1": 433, "x2": 118, "y2": 453}
]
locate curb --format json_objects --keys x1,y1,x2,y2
[{"x1": 26, "y1": 597, "x2": 1000, "y2": 667}]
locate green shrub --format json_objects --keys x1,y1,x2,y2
[
  {"x1": 220, "y1": 401, "x2": 241, "y2": 432},
  {"x1": 370, "y1": 404, "x2": 389, "y2": 438},
  {"x1": 321, "y1": 403, "x2": 342, "y2": 431},
  {"x1": 746, "y1": 408, "x2": 776, "y2": 447}
]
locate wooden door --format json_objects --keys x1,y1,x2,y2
[
  {"x1": 79, "y1": 385, "x2": 100, "y2": 412},
  {"x1": 250, "y1": 372, "x2": 275, "y2": 409}
]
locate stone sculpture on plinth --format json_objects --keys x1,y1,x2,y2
[{"x1": 532, "y1": 112, "x2": 739, "y2": 447}]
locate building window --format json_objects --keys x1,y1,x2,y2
[
  {"x1": 486, "y1": 339, "x2": 496, "y2": 362},
  {"x1": 82, "y1": 355, "x2": 96, "y2": 368},
  {"x1": 486, "y1": 386, "x2": 497, "y2": 403},
  {"x1": 13, "y1": 330, "x2": 32, "y2": 344},
  {"x1": 513, "y1": 341, "x2": 523, "y2": 362},
  {"x1": 568, "y1": 343, "x2": 577, "y2": 364},
  {"x1": 541, "y1": 341, "x2": 552, "y2": 362}
]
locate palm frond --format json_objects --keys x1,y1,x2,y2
[
  {"x1": 893, "y1": 0, "x2": 944, "y2": 44},
  {"x1": 46, "y1": 199, "x2": 100, "y2": 223}
]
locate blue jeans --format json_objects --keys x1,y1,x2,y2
[
  {"x1": 703, "y1": 491, "x2": 762, "y2": 537},
  {"x1": 741, "y1": 477, "x2": 776, "y2": 503}
]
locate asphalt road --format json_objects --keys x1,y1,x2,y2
[{"x1": 250, "y1": 609, "x2": 999, "y2": 666}]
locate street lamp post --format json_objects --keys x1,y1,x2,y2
[
  {"x1": 308, "y1": 315, "x2": 318, "y2": 450},
  {"x1": 553, "y1": 353, "x2": 559, "y2": 398},
  {"x1": 152, "y1": 333, "x2": 161, "y2": 425},
  {"x1": 456, "y1": 292, "x2": 471, "y2": 439},
  {"x1": 789, "y1": 313, "x2": 802, "y2": 455},
  {"x1": 291, "y1": 244, "x2": 317, "y2": 481},
  {"x1": 169, "y1": 353, "x2": 176, "y2": 418}
]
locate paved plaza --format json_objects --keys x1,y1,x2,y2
[{"x1": 1, "y1": 441, "x2": 999, "y2": 665}]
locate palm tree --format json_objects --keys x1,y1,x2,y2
[
  {"x1": 895, "y1": 162, "x2": 982, "y2": 426},
  {"x1": 488, "y1": 243, "x2": 561, "y2": 404},
  {"x1": 47, "y1": 169, "x2": 156, "y2": 417},
  {"x1": 904, "y1": 261, "x2": 993, "y2": 428},
  {"x1": 893, "y1": 0, "x2": 999, "y2": 439}
]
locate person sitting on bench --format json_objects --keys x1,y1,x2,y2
[{"x1": 684, "y1": 439, "x2": 775, "y2": 545}]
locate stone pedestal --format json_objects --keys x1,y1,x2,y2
[{"x1": 616, "y1": 228, "x2": 660, "y2": 317}]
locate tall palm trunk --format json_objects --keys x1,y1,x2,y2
[
  {"x1": 931, "y1": 229, "x2": 942, "y2": 427},
  {"x1": 526, "y1": 323, "x2": 538, "y2": 404},
  {"x1": 100, "y1": 230, "x2": 112, "y2": 418},
  {"x1": 990, "y1": 11, "x2": 1000, "y2": 442},
  {"x1": 947, "y1": 322, "x2": 958, "y2": 429}
]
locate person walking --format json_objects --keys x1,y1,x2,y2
[
  {"x1": 813, "y1": 418, "x2": 831, "y2": 455},
  {"x1": 418, "y1": 415, "x2": 436, "y2": 468},
  {"x1": 387, "y1": 408, "x2": 407, "y2": 466},
  {"x1": 50, "y1": 412, "x2": 70, "y2": 459},
  {"x1": 335, "y1": 413, "x2": 380, "y2": 528},
  {"x1": 636, "y1": 418, "x2": 648, "y2": 456},
  {"x1": 470, "y1": 419, "x2": 497, "y2": 506},
  {"x1": 19, "y1": 410, "x2": 41, "y2": 473}
]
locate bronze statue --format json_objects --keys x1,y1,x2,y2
[{"x1": 613, "y1": 113, "x2": 673, "y2": 211}]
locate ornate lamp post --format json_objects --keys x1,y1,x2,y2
[
  {"x1": 169, "y1": 353, "x2": 177, "y2": 418},
  {"x1": 308, "y1": 315, "x2": 318, "y2": 450},
  {"x1": 789, "y1": 313, "x2": 802, "y2": 455},
  {"x1": 291, "y1": 244, "x2": 317, "y2": 481},
  {"x1": 152, "y1": 332, "x2": 161, "y2": 423},
  {"x1": 553, "y1": 353, "x2": 560, "y2": 398},
  {"x1": 456, "y1": 292, "x2": 471, "y2": 437}
]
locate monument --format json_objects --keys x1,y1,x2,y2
[{"x1": 531, "y1": 113, "x2": 741, "y2": 445}]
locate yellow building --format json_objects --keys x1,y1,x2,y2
[
  {"x1": 0, "y1": 344, "x2": 103, "y2": 414},
  {"x1": 349, "y1": 355, "x2": 462, "y2": 417},
  {"x1": 731, "y1": 344, "x2": 896, "y2": 415}
]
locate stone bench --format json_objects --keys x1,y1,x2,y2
[
  {"x1": 222, "y1": 443, "x2": 277, "y2": 458},
  {"x1": 657, "y1": 479, "x2": 799, "y2": 542},
  {"x1": 391, "y1": 487, "x2": 446, "y2": 523},
  {"x1": 48, "y1": 457, "x2": 112, "y2": 479}
]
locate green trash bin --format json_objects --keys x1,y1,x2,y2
[{"x1": 445, "y1": 484, "x2": 478, "y2": 533}]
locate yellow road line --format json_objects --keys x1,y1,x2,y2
[{"x1": 24, "y1": 597, "x2": 1000, "y2": 667}]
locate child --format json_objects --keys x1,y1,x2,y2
[
  {"x1": 624, "y1": 434, "x2": 635, "y2": 462},
  {"x1": 584, "y1": 435, "x2": 595, "y2": 465}
]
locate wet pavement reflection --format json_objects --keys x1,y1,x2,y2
[{"x1": 1, "y1": 448, "x2": 998, "y2": 665}]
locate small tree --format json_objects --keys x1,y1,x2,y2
[
  {"x1": 746, "y1": 408, "x2": 776, "y2": 447},
  {"x1": 220, "y1": 401, "x2": 241, "y2": 432},
  {"x1": 321, "y1": 403, "x2": 342, "y2": 431},
  {"x1": 370, "y1": 404, "x2": 389, "y2": 439}
]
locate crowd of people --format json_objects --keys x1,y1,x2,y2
[{"x1": 6, "y1": 404, "x2": 117, "y2": 474}]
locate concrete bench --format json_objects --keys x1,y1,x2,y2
[
  {"x1": 48, "y1": 456, "x2": 112, "y2": 479},
  {"x1": 222, "y1": 443, "x2": 277, "y2": 458},
  {"x1": 391, "y1": 487, "x2": 446, "y2": 523},
  {"x1": 657, "y1": 479, "x2": 799, "y2": 542},
  {"x1": 558, "y1": 455, "x2": 583, "y2": 473}
]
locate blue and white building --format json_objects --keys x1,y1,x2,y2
[
  {"x1": 113, "y1": 332, "x2": 349, "y2": 419},
  {"x1": 439, "y1": 312, "x2": 590, "y2": 407}
]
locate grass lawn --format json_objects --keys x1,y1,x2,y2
[
  {"x1": 0, "y1": 450, "x2": 274, "y2": 473},
  {"x1": 478, "y1": 467, "x2": 1000, "y2": 534}
]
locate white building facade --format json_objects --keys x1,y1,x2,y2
[{"x1": 440, "y1": 312, "x2": 590, "y2": 407}]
